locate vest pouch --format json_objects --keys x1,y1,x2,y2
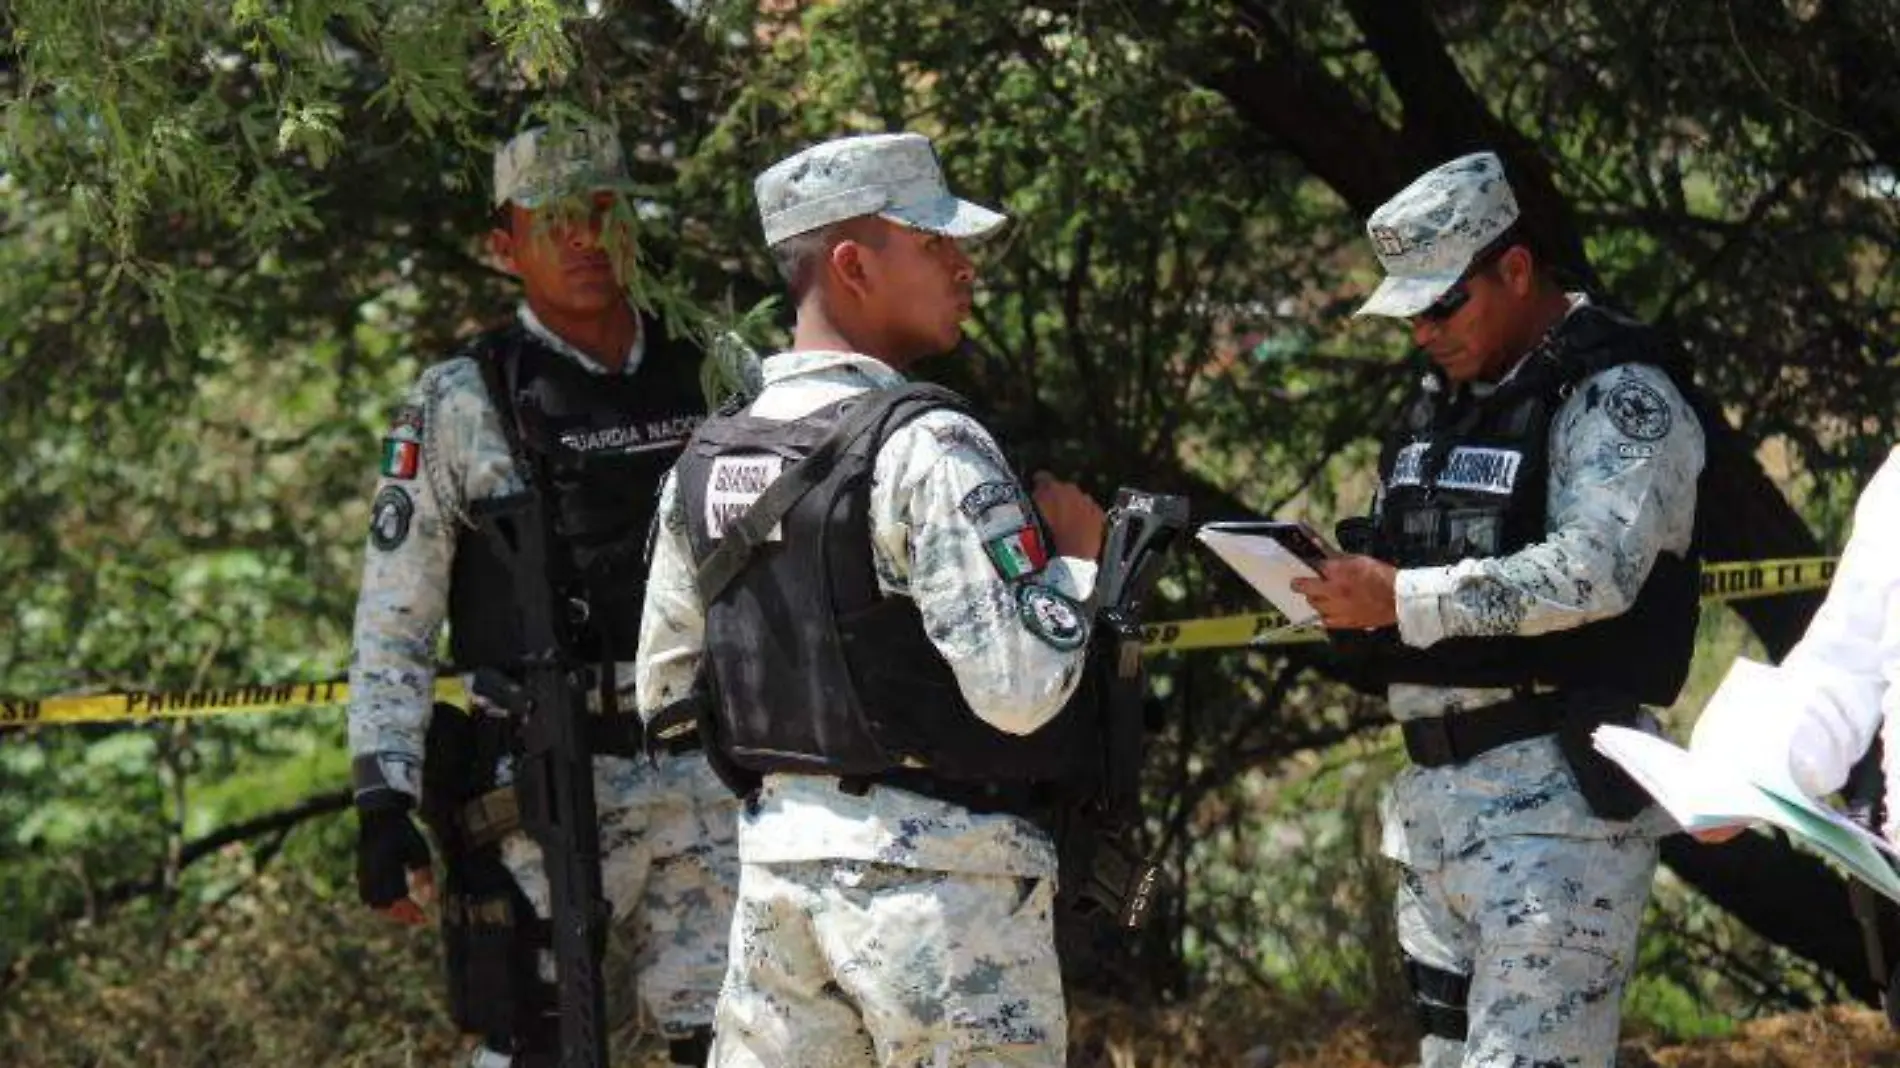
[
  {"x1": 439, "y1": 867, "x2": 538, "y2": 1044},
  {"x1": 1441, "y1": 506, "x2": 1506, "y2": 560},
  {"x1": 1554, "y1": 691, "x2": 1652, "y2": 822}
]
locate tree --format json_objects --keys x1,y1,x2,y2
[{"x1": 5, "y1": 0, "x2": 1897, "y2": 1038}]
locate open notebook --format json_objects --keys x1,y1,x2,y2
[
  {"x1": 1194, "y1": 521, "x2": 1335, "y2": 628},
  {"x1": 1593, "y1": 661, "x2": 1900, "y2": 904}
]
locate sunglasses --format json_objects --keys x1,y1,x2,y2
[{"x1": 1413, "y1": 237, "x2": 1517, "y2": 324}]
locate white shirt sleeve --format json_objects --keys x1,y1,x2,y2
[{"x1": 1704, "y1": 452, "x2": 1900, "y2": 806}]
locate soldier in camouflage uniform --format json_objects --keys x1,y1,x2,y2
[
  {"x1": 348, "y1": 122, "x2": 739, "y2": 1067},
  {"x1": 636, "y1": 132, "x2": 1105, "y2": 1067},
  {"x1": 1293, "y1": 152, "x2": 1704, "y2": 1067}
]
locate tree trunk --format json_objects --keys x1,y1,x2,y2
[{"x1": 1166, "y1": 0, "x2": 1873, "y2": 1001}]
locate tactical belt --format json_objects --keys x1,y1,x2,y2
[
  {"x1": 1401, "y1": 692, "x2": 1566, "y2": 768},
  {"x1": 834, "y1": 769, "x2": 1049, "y2": 821}
]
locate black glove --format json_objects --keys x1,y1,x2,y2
[{"x1": 355, "y1": 795, "x2": 432, "y2": 910}]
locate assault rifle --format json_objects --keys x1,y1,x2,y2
[
  {"x1": 472, "y1": 490, "x2": 610, "y2": 1068},
  {"x1": 1057, "y1": 487, "x2": 1189, "y2": 930}
]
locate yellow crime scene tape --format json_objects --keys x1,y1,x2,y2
[{"x1": 1, "y1": 557, "x2": 1839, "y2": 729}]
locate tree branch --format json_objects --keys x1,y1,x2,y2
[{"x1": 3, "y1": 789, "x2": 353, "y2": 992}]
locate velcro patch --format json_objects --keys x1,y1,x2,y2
[
  {"x1": 1017, "y1": 584, "x2": 1087, "y2": 651},
  {"x1": 984, "y1": 525, "x2": 1049, "y2": 580},
  {"x1": 705, "y1": 454, "x2": 784, "y2": 542},
  {"x1": 369, "y1": 486, "x2": 414, "y2": 551},
  {"x1": 381, "y1": 437, "x2": 420, "y2": 479}
]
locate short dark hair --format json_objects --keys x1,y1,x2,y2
[
  {"x1": 770, "y1": 219, "x2": 886, "y2": 302},
  {"x1": 1474, "y1": 222, "x2": 1569, "y2": 289}
]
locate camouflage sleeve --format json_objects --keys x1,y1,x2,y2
[
  {"x1": 870, "y1": 411, "x2": 1098, "y2": 736},
  {"x1": 1393, "y1": 363, "x2": 1705, "y2": 648},
  {"x1": 345, "y1": 361, "x2": 475, "y2": 804},
  {"x1": 634, "y1": 467, "x2": 705, "y2": 724}
]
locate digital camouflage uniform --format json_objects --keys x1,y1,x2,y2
[
  {"x1": 639, "y1": 345, "x2": 1093, "y2": 1067},
  {"x1": 348, "y1": 303, "x2": 740, "y2": 1061},
  {"x1": 1356, "y1": 153, "x2": 1704, "y2": 1068}
]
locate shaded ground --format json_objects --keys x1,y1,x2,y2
[
  {"x1": 6, "y1": 866, "x2": 1900, "y2": 1067},
  {"x1": 1072, "y1": 996, "x2": 1900, "y2": 1067}
]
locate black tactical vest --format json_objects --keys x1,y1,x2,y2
[
  {"x1": 1358, "y1": 304, "x2": 1702, "y2": 705},
  {"x1": 448, "y1": 320, "x2": 705, "y2": 669},
  {"x1": 673, "y1": 386, "x2": 1098, "y2": 790}
]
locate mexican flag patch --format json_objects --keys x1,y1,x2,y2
[
  {"x1": 984, "y1": 524, "x2": 1049, "y2": 580},
  {"x1": 381, "y1": 437, "x2": 419, "y2": 480}
]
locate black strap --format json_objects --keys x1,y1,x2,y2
[
  {"x1": 693, "y1": 383, "x2": 967, "y2": 604},
  {"x1": 1403, "y1": 955, "x2": 1471, "y2": 1041},
  {"x1": 1401, "y1": 694, "x2": 1567, "y2": 768},
  {"x1": 833, "y1": 770, "x2": 1044, "y2": 820}
]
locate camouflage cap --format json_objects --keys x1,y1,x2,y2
[
  {"x1": 492, "y1": 122, "x2": 631, "y2": 209},
  {"x1": 754, "y1": 132, "x2": 1007, "y2": 247},
  {"x1": 1354, "y1": 151, "x2": 1520, "y2": 319}
]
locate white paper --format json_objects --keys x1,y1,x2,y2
[
  {"x1": 1593, "y1": 725, "x2": 1900, "y2": 904},
  {"x1": 1195, "y1": 527, "x2": 1321, "y2": 625}
]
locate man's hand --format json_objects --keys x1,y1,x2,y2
[
  {"x1": 1031, "y1": 471, "x2": 1105, "y2": 560},
  {"x1": 356, "y1": 799, "x2": 436, "y2": 925},
  {"x1": 1691, "y1": 824, "x2": 1751, "y2": 845},
  {"x1": 1290, "y1": 554, "x2": 1400, "y2": 630}
]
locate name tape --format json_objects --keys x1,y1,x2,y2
[{"x1": 1, "y1": 557, "x2": 1838, "y2": 728}]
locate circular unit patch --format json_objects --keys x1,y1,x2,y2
[
  {"x1": 1604, "y1": 380, "x2": 1672, "y2": 442},
  {"x1": 369, "y1": 486, "x2": 415, "y2": 551},
  {"x1": 1017, "y1": 584, "x2": 1087, "y2": 651}
]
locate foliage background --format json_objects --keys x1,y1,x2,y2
[{"x1": 3, "y1": 1, "x2": 1898, "y2": 1064}]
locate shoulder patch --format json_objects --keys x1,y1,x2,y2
[
  {"x1": 984, "y1": 524, "x2": 1049, "y2": 580},
  {"x1": 380, "y1": 436, "x2": 420, "y2": 479},
  {"x1": 1017, "y1": 584, "x2": 1087, "y2": 651},
  {"x1": 369, "y1": 486, "x2": 415, "y2": 551},
  {"x1": 959, "y1": 480, "x2": 1021, "y2": 520},
  {"x1": 1604, "y1": 380, "x2": 1672, "y2": 442},
  {"x1": 387, "y1": 404, "x2": 425, "y2": 439}
]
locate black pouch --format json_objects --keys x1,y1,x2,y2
[
  {"x1": 439, "y1": 863, "x2": 527, "y2": 1042},
  {"x1": 1555, "y1": 692, "x2": 1652, "y2": 822},
  {"x1": 421, "y1": 702, "x2": 533, "y2": 1044}
]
